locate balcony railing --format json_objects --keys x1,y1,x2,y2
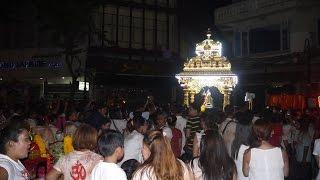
[{"x1": 215, "y1": 0, "x2": 298, "y2": 24}]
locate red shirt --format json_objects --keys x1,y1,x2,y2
[{"x1": 170, "y1": 128, "x2": 182, "y2": 157}]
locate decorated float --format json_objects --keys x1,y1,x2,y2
[{"x1": 176, "y1": 29, "x2": 238, "y2": 110}]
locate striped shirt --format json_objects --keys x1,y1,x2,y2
[{"x1": 186, "y1": 117, "x2": 201, "y2": 149}]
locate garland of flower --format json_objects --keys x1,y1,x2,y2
[
  {"x1": 33, "y1": 135, "x2": 47, "y2": 157},
  {"x1": 63, "y1": 135, "x2": 74, "y2": 154}
]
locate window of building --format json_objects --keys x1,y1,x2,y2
[
  {"x1": 158, "y1": 0, "x2": 167, "y2": 7},
  {"x1": 118, "y1": 7, "x2": 130, "y2": 48},
  {"x1": 242, "y1": 32, "x2": 248, "y2": 56},
  {"x1": 89, "y1": 8, "x2": 103, "y2": 46},
  {"x1": 249, "y1": 25, "x2": 281, "y2": 54},
  {"x1": 281, "y1": 28, "x2": 289, "y2": 50},
  {"x1": 104, "y1": 5, "x2": 117, "y2": 46},
  {"x1": 169, "y1": 0, "x2": 176, "y2": 8},
  {"x1": 132, "y1": 8, "x2": 143, "y2": 49},
  {"x1": 234, "y1": 31, "x2": 241, "y2": 56},
  {"x1": 157, "y1": 12, "x2": 167, "y2": 49},
  {"x1": 145, "y1": 10, "x2": 155, "y2": 50},
  {"x1": 168, "y1": 15, "x2": 178, "y2": 52}
]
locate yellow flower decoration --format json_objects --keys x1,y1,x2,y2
[
  {"x1": 200, "y1": 104, "x2": 206, "y2": 112},
  {"x1": 63, "y1": 135, "x2": 74, "y2": 154},
  {"x1": 34, "y1": 135, "x2": 47, "y2": 157}
]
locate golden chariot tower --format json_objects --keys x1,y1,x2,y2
[{"x1": 176, "y1": 29, "x2": 238, "y2": 110}]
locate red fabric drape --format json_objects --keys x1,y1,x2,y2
[{"x1": 266, "y1": 94, "x2": 306, "y2": 110}]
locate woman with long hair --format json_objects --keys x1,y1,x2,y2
[
  {"x1": 190, "y1": 130, "x2": 236, "y2": 180},
  {"x1": 192, "y1": 112, "x2": 218, "y2": 157},
  {"x1": 132, "y1": 130, "x2": 194, "y2": 180},
  {"x1": 231, "y1": 111, "x2": 252, "y2": 180},
  {"x1": 243, "y1": 119, "x2": 289, "y2": 180}
]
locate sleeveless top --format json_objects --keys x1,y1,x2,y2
[
  {"x1": 235, "y1": 145, "x2": 249, "y2": 180},
  {"x1": 249, "y1": 147, "x2": 284, "y2": 180},
  {"x1": 0, "y1": 154, "x2": 30, "y2": 180}
]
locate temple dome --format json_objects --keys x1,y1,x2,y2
[{"x1": 195, "y1": 28, "x2": 222, "y2": 59}]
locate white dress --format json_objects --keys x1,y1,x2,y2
[
  {"x1": 313, "y1": 139, "x2": 320, "y2": 180},
  {"x1": 249, "y1": 147, "x2": 284, "y2": 180},
  {"x1": 0, "y1": 154, "x2": 30, "y2": 180},
  {"x1": 235, "y1": 145, "x2": 249, "y2": 180}
]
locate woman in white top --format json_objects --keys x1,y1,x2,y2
[
  {"x1": 119, "y1": 115, "x2": 148, "y2": 165},
  {"x1": 132, "y1": 130, "x2": 194, "y2": 180},
  {"x1": 313, "y1": 138, "x2": 320, "y2": 180},
  {"x1": 190, "y1": 130, "x2": 236, "y2": 180},
  {"x1": 0, "y1": 117, "x2": 31, "y2": 180},
  {"x1": 243, "y1": 119, "x2": 289, "y2": 180}
]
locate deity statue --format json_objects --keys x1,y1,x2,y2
[{"x1": 201, "y1": 90, "x2": 213, "y2": 111}]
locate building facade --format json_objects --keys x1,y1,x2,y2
[
  {"x1": 87, "y1": 0, "x2": 182, "y2": 103},
  {"x1": 0, "y1": 0, "x2": 183, "y2": 103},
  {"x1": 214, "y1": 0, "x2": 320, "y2": 108}
]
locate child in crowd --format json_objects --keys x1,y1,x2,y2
[{"x1": 90, "y1": 130, "x2": 127, "y2": 180}]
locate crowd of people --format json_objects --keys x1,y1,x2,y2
[{"x1": 0, "y1": 96, "x2": 320, "y2": 180}]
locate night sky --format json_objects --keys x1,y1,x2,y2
[{"x1": 179, "y1": 0, "x2": 232, "y2": 58}]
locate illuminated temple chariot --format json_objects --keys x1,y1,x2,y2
[{"x1": 176, "y1": 29, "x2": 238, "y2": 110}]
